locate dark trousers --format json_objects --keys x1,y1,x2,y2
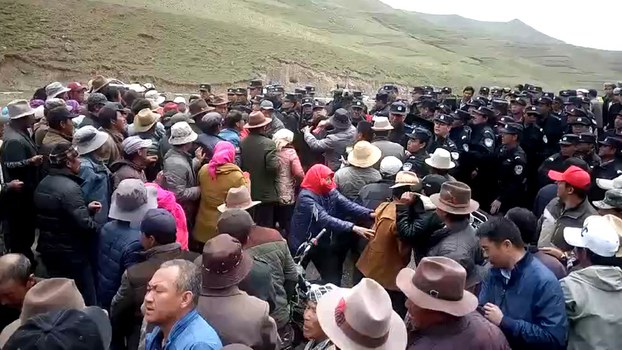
[
  {"x1": 253, "y1": 202, "x2": 276, "y2": 228},
  {"x1": 387, "y1": 289, "x2": 407, "y2": 318},
  {"x1": 309, "y1": 231, "x2": 365, "y2": 287},
  {"x1": 4, "y1": 204, "x2": 36, "y2": 264},
  {"x1": 274, "y1": 204, "x2": 295, "y2": 239},
  {"x1": 42, "y1": 254, "x2": 97, "y2": 306}
]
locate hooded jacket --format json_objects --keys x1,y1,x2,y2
[
  {"x1": 561, "y1": 265, "x2": 622, "y2": 350},
  {"x1": 289, "y1": 165, "x2": 372, "y2": 251}
]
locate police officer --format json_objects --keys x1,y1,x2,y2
[
  {"x1": 370, "y1": 91, "x2": 391, "y2": 117},
  {"x1": 427, "y1": 114, "x2": 459, "y2": 162},
  {"x1": 576, "y1": 133, "x2": 601, "y2": 170},
  {"x1": 227, "y1": 88, "x2": 236, "y2": 104},
  {"x1": 351, "y1": 100, "x2": 367, "y2": 126},
  {"x1": 491, "y1": 99, "x2": 510, "y2": 120},
  {"x1": 537, "y1": 134, "x2": 579, "y2": 188},
  {"x1": 522, "y1": 106, "x2": 547, "y2": 203},
  {"x1": 199, "y1": 83, "x2": 211, "y2": 101},
  {"x1": 248, "y1": 80, "x2": 263, "y2": 101},
  {"x1": 388, "y1": 101, "x2": 410, "y2": 147},
  {"x1": 568, "y1": 114, "x2": 593, "y2": 135},
  {"x1": 539, "y1": 100, "x2": 563, "y2": 157},
  {"x1": 280, "y1": 93, "x2": 302, "y2": 133},
  {"x1": 591, "y1": 137, "x2": 622, "y2": 200},
  {"x1": 305, "y1": 85, "x2": 316, "y2": 98},
  {"x1": 403, "y1": 128, "x2": 432, "y2": 178},
  {"x1": 301, "y1": 97, "x2": 314, "y2": 123},
  {"x1": 449, "y1": 109, "x2": 472, "y2": 153},
  {"x1": 491, "y1": 123, "x2": 527, "y2": 214},
  {"x1": 464, "y1": 106, "x2": 496, "y2": 212},
  {"x1": 439, "y1": 86, "x2": 457, "y2": 111}
]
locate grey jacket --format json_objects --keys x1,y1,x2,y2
[
  {"x1": 303, "y1": 125, "x2": 356, "y2": 171},
  {"x1": 561, "y1": 265, "x2": 622, "y2": 350},
  {"x1": 537, "y1": 197, "x2": 597, "y2": 251},
  {"x1": 334, "y1": 166, "x2": 382, "y2": 201},
  {"x1": 162, "y1": 148, "x2": 200, "y2": 222},
  {"x1": 372, "y1": 137, "x2": 405, "y2": 166}
]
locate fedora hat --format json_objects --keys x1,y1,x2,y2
[
  {"x1": 133, "y1": 108, "x2": 160, "y2": 133},
  {"x1": 89, "y1": 75, "x2": 111, "y2": 93},
  {"x1": 6, "y1": 99, "x2": 35, "y2": 119},
  {"x1": 371, "y1": 116, "x2": 393, "y2": 131},
  {"x1": 73, "y1": 126, "x2": 110, "y2": 155},
  {"x1": 244, "y1": 111, "x2": 272, "y2": 129},
  {"x1": 109, "y1": 179, "x2": 158, "y2": 225},
  {"x1": 188, "y1": 99, "x2": 215, "y2": 119},
  {"x1": 201, "y1": 234, "x2": 253, "y2": 289},
  {"x1": 0, "y1": 278, "x2": 86, "y2": 348},
  {"x1": 218, "y1": 186, "x2": 261, "y2": 212},
  {"x1": 209, "y1": 94, "x2": 228, "y2": 106},
  {"x1": 390, "y1": 171, "x2": 420, "y2": 189},
  {"x1": 316, "y1": 278, "x2": 407, "y2": 350},
  {"x1": 430, "y1": 181, "x2": 479, "y2": 214},
  {"x1": 347, "y1": 141, "x2": 382, "y2": 168},
  {"x1": 169, "y1": 121, "x2": 198, "y2": 146},
  {"x1": 425, "y1": 148, "x2": 455, "y2": 170},
  {"x1": 329, "y1": 108, "x2": 351, "y2": 130},
  {"x1": 396, "y1": 257, "x2": 478, "y2": 317}
]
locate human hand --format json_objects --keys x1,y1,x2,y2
[
  {"x1": 28, "y1": 155, "x2": 44, "y2": 166},
  {"x1": 6, "y1": 180, "x2": 24, "y2": 191},
  {"x1": 483, "y1": 303, "x2": 503, "y2": 326},
  {"x1": 194, "y1": 148, "x2": 205, "y2": 163},
  {"x1": 490, "y1": 200, "x2": 501, "y2": 215},
  {"x1": 399, "y1": 192, "x2": 416, "y2": 205},
  {"x1": 352, "y1": 226, "x2": 375, "y2": 240},
  {"x1": 301, "y1": 126, "x2": 311, "y2": 134},
  {"x1": 88, "y1": 201, "x2": 102, "y2": 213},
  {"x1": 369, "y1": 212, "x2": 376, "y2": 219},
  {"x1": 539, "y1": 247, "x2": 565, "y2": 261},
  {"x1": 155, "y1": 171, "x2": 164, "y2": 185}
]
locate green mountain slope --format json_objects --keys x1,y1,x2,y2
[{"x1": 0, "y1": 0, "x2": 620, "y2": 94}]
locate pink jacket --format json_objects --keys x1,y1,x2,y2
[
  {"x1": 145, "y1": 183, "x2": 189, "y2": 250},
  {"x1": 276, "y1": 147, "x2": 305, "y2": 205}
]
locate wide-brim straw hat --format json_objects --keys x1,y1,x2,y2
[
  {"x1": 347, "y1": 141, "x2": 382, "y2": 168},
  {"x1": 425, "y1": 148, "x2": 456, "y2": 170},
  {"x1": 133, "y1": 108, "x2": 160, "y2": 133},
  {"x1": 371, "y1": 116, "x2": 394, "y2": 131},
  {"x1": 316, "y1": 278, "x2": 407, "y2": 350}
]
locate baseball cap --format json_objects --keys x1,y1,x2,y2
[
  {"x1": 564, "y1": 215, "x2": 620, "y2": 257},
  {"x1": 67, "y1": 82, "x2": 87, "y2": 92},
  {"x1": 548, "y1": 165, "x2": 591, "y2": 189},
  {"x1": 173, "y1": 96, "x2": 187, "y2": 104},
  {"x1": 596, "y1": 174, "x2": 622, "y2": 191},
  {"x1": 140, "y1": 208, "x2": 177, "y2": 242},
  {"x1": 421, "y1": 174, "x2": 447, "y2": 196},
  {"x1": 593, "y1": 189, "x2": 622, "y2": 210},
  {"x1": 3, "y1": 307, "x2": 111, "y2": 350}
]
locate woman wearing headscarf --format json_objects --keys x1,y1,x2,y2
[
  {"x1": 289, "y1": 164, "x2": 374, "y2": 286},
  {"x1": 194, "y1": 141, "x2": 249, "y2": 243},
  {"x1": 273, "y1": 129, "x2": 305, "y2": 238}
]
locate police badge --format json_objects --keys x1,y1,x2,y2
[
  {"x1": 514, "y1": 165, "x2": 524, "y2": 175},
  {"x1": 484, "y1": 138, "x2": 494, "y2": 148},
  {"x1": 463, "y1": 143, "x2": 469, "y2": 152}
]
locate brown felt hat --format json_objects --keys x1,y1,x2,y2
[
  {"x1": 201, "y1": 234, "x2": 253, "y2": 289},
  {"x1": 429, "y1": 181, "x2": 479, "y2": 214}
]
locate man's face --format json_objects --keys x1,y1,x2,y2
[
  {"x1": 463, "y1": 90, "x2": 473, "y2": 101},
  {"x1": 500, "y1": 132, "x2": 516, "y2": 145},
  {"x1": 576, "y1": 142, "x2": 592, "y2": 155},
  {"x1": 282, "y1": 100, "x2": 294, "y2": 110},
  {"x1": 137, "y1": 148, "x2": 149, "y2": 163},
  {"x1": 615, "y1": 115, "x2": 622, "y2": 130},
  {"x1": 605, "y1": 86, "x2": 614, "y2": 97},
  {"x1": 523, "y1": 113, "x2": 537, "y2": 124},
  {"x1": 389, "y1": 114, "x2": 405, "y2": 127},
  {"x1": 113, "y1": 111, "x2": 128, "y2": 132},
  {"x1": 0, "y1": 278, "x2": 35, "y2": 309},
  {"x1": 200, "y1": 90, "x2": 210, "y2": 100},
  {"x1": 552, "y1": 101, "x2": 562, "y2": 111},
  {"x1": 560, "y1": 144, "x2": 576, "y2": 157},
  {"x1": 249, "y1": 87, "x2": 260, "y2": 98},
  {"x1": 60, "y1": 119, "x2": 74, "y2": 136},
  {"x1": 615, "y1": 94, "x2": 622, "y2": 103},
  {"x1": 407, "y1": 138, "x2": 425, "y2": 153},
  {"x1": 69, "y1": 90, "x2": 86, "y2": 103},
  {"x1": 471, "y1": 113, "x2": 486, "y2": 125},
  {"x1": 144, "y1": 266, "x2": 191, "y2": 325},
  {"x1": 479, "y1": 237, "x2": 511, "y2": 268},
  {"x1": 352, "y1": 108, "x2": 364, "y2": 119},
  {"x1": 303, "y1": 301, "x2": 326, "y2": 340},
  {"x1": 252, "y1": 103, "x2": 261, "y2": 112},
  {"x1": 302, "y1": 106, "x2": 313, "y2": 115},
  {"x1": 66, "y1": 156, "x2": 81, "y2": 175},
  {"x1": 411, "y1": 92, "x2": 422, "y2": 102},
  {"x1": 556, "y1": 181, "x2": 572, "y2": 202},
  {"x1": 572, "y1": 125, "x2": 589, "y2": 134},
  {"x1": 375, "y1": 99, "x2": 386, "y2": 109},
  {"x1": 510, "y1": 104, "x2": 524, "y2": 115},
  {"x1": 433, "y1": 121, "x2": 450, "y2": 137},
  {"x1": 261, "y1": 108, "x2": 273, "y2": 118},
  {"x1": 599, "y1": 144, "x2": 616, "y2": 158},
  {"x1": 215, "y1": 105, "x2": 228, "y2": 115},
  {"x1": 539, "y1": 104, "x2": 551, "y2": 113},
  {"x1": 227, "y1": 94, "x2": 236, "y2": 103},
  {"x1": 236, "y1": 119, "x2": 246, "y2": 131}
]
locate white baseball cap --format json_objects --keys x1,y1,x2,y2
[
  {"x1": 173, "y1": 96, "x2": 186, "y2": 104},
  {"x1": 596, "y1": 175, "x2": 622, "y2": 190},
  {"x1": 564, "y1": 215, "x2": 620, "y2": 257}
]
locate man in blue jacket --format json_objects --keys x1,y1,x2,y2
[{"x1": 477, "y1": 217, "x2": 568, "y2": 350}]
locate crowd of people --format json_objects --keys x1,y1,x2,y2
[{"x1": 0, "y1": 78, "x2": 621, "y2": 350}]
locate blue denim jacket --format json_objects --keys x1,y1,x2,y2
[
  {"x1": 145, "y1": 309, "x2": 222, "y2": 350},
  {"x1": 79, "y1": 155, "x2": 111, "y2": 225}
]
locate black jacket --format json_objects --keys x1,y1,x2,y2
[{"x1": 34, "y1": 168, "x2": 99, "y2": 259}]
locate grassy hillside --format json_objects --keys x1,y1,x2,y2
[{"x1": 1, "y1": 0, "x2": 621, "y2": 96}]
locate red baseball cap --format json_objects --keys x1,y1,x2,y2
[
  {"x1": 163, "y1": 102, "x2": 178, "y2": 113},
  {"x1": 548, "y1": 165, "x2": 591, "y2": 189},
  {"x1": 67, "y1": 82, "x2": 87, "y2": 91}
]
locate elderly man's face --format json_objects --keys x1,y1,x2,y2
[
  {"x1": 0, "y1": 277, "x2": 36, "y2": 309},
  {"x1": 303, "y1": 301, "x2": 326, "y2": 340},
  {"x1": 144, "y1": 266, "x2": 192, "y2": 326},
  {"x1": 215, "y1": 105, "x2": 228, "y2": 115}
]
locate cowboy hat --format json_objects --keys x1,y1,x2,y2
[
  {"x1": 109, "y1": 179, "x2": 158, "y2": 225},
  {"x1": 89, "y1": 75, "x2": 111, "y2": 93},
  {"x1": 244, "y1": 111, "x2": 272, "y2": 129},
  {"x1": 430, "y1": 181, "x2": 479, "y2": 215},
  {"x1": 73, "y1": 126, "x2": 110, "y2": 155},
  {"x1": 218, "y1": 186, "x2": 261, "y2": 213},
  {"x1": 133, "y1": 108, "x2": 160, "y2": 133},
  {"x1": 347, "y1": 141, "x2": 382, "y2": 168},
  {"x1": 425, "y1": 148, "x2": 455, "y2": 170},
  {"x1": 316, "y1": 278, "x2": 407, "y2": 350},
  {"x1": 6, "y1": 99, "x2": 35, "y2": 119},
  {"x1": 201, "y1": 234, "x2": 253, "y2": 289},
  {"x1": 209, "y1": 94, "x2": 228, "y2": 107},
  {"x1": 396, "y1": 257, "x2": 478, "y2": 317},
  {"x1": 371, "y1": 117, "x2": 394, "y2": 131},
  {"x1": 390, "y1": 171, "x2": 420, "y2": 189},
  {"x1": 169, "y1": 121, "x2": 198, "y2": 146},
  {"x1": 188, "y1": 99, "x2": 215, "y2": 120}
]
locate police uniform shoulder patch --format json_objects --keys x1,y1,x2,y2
[
  {"x1": 402, "y1": 162, "x2": 413, "y2": 171},
  {"x1": 542, "y1": 135, "x2": 548, "y2": 144},
  {"x1": 484, "y1": 138, "x2": 494, "y2": 148},
  {"x1": 463, "y1": 143, "x2": 469, "y2": 151},
  {"x1": 617, "y1": 169, "x2": 622, "y2": 175},
  {"x1": 451, "y1": 152, "x2": 460, "y2": 160},
  {"x1": 514, "y1": 165, "x2": 524, "y2": 175}
]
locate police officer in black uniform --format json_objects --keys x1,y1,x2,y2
[
  {"x1": 576, "y1": 133, "x2": 601, "y2": 170},
  {"x1": 537, "y1": 134, "x2": 579, "y2": 188},
  {"x1": 370, "y1": 91, "x2": 391, "y2": 118},
  {"x1": 301, "y1": 97, "x2": 314, "y2": 123},
  {"x1": 388, "y1": 101, "x2": 411, "y2": 147},
  {"x1": 280, "y1": 93, "x2": 302, "y2": 133},
  {"x1": 351, "y1": 100, "x2": 366, "y2": 126},
  {"x1": 464, "y1": 106, "x2": 497, "y2": 212},
  {"x1": 590, "y1": 137, "x2": 622, "y2": 201},
  {"x1": 449, "y1": 109, "x2": 472, "y2": 182},
  {"x1": 521, "y1": 106, "x2": 547, "y2": 204},
  {"x1": 427, "y1": 114, "x2": 459, "y2": 162},
  {"x1": 403, "y1": 128, "x2": 432, "y2": 178},
  {"x1": 491, "y1": 123, "x2": 528, "y2": 214},
  {"x1": 538, "y1": 98, "x2": 563, "y2": 157}
]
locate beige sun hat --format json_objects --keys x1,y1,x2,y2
[
  {"x1": 217, "y1": 186, "x2": 261, "y2": 213},
  {"x1": 347, "y1": 141, "x2": 382, "y2": 168},
  {"x1": 425, "y1": 148, "x2": 456, "y2": 170},
  {"x1": 169, "y1": 121, "x2": 198, "y2": 146}
]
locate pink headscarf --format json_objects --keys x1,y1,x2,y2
[{"x1": 208, "y1": 141, "x2": 235, "y2": 179}]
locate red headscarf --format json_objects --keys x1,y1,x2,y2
[
  {"x1": 301, "y1": 164, "x2": 336, "y2": 196},
  {"x1": 208, "y1": 141, "x2": 235, "y2": 179}
]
